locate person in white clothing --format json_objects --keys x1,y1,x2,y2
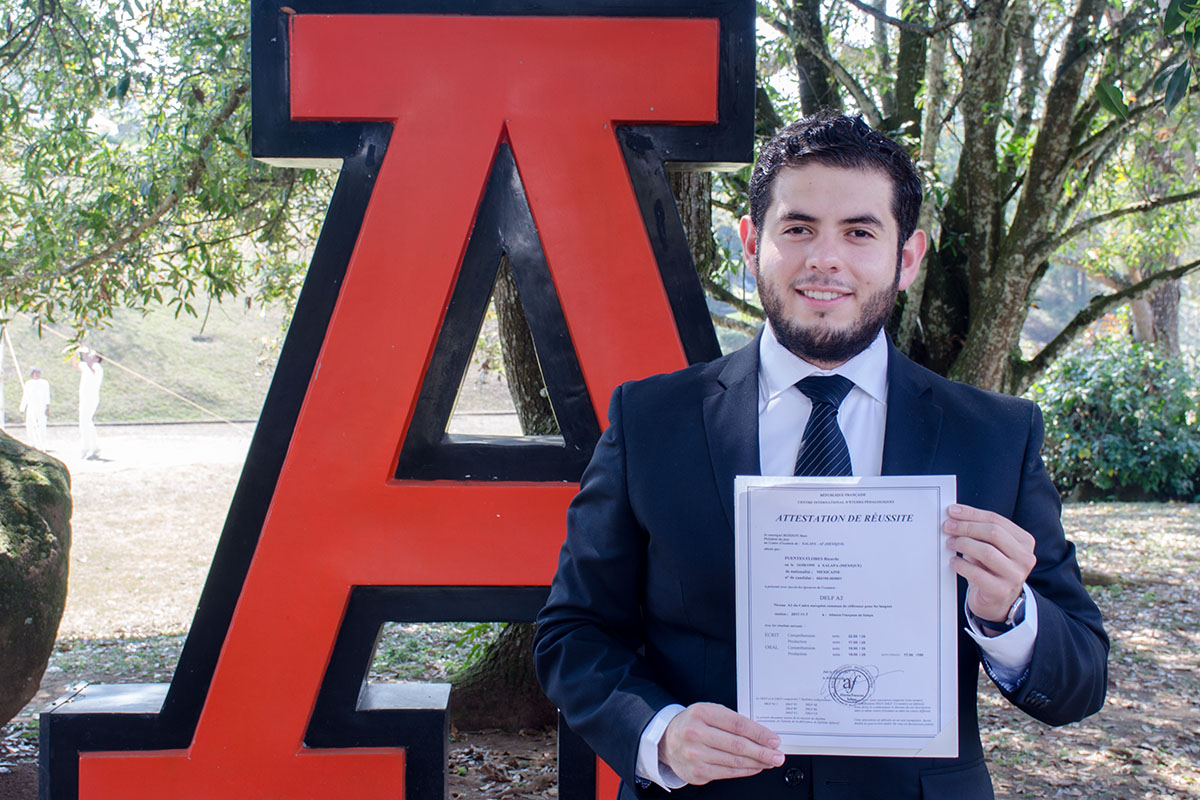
[
  {"x1": 77, "y1": 350, "x2": 104, "y2": 459},
  {"x1": 19, "y1": 367, "x2": 51, "y2": 451}
]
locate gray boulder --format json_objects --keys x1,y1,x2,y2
[{"x1": 0, "y1": 430, "x2": 71, "y2": 726}]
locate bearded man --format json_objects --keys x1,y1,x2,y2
[{"x1": 533, "y1": 112, "x2": 1107, "y2": 800}]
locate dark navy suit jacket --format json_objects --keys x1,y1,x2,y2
[{"x1": 533, "y1": 339, "x2": 1108, "y2": 799}]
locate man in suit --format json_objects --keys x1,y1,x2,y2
[{"x1": 533, "y1": 112, "x2": 1108, "y2": 799}]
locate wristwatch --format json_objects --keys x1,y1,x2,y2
[{"x1": 976, "y1": 593, "x2": 1026, "y2": 636}]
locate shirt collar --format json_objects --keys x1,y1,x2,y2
[{"x1": 758, "y1": 322, "x2": 889, "y2": 405}]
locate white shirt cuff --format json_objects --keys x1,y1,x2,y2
[
  {"x1": 964, "y1": 584, "x2": 1039, "y2": 691},
  {"x1": 635, "y1": 704, "x2": 688, "y2": 790}
]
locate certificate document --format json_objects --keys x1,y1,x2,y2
[{"x1": 734, "y1": 475, "x2": 958, "y2": 758}]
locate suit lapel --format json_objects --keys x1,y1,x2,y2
[
  {"x1": 699, "y1": 336, "x2": 943, "y2": 526},
  {"x1": 703, "y1": 339, "x2": 761, "y2": 531},
  {"x1": 881, "y1": 340, "x2": 943, "y2": 475}
]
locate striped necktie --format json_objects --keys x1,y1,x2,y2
[{"x1": 794, "y1": 374, "x2": 855, "y2": 477}]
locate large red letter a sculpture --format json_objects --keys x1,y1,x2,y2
[{"x1": 40, "y1": 3, "x2": 753, "y2": 798}]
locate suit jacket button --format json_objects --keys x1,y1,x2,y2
[{"x1": 784, "y1": 767, "x2": 806, "y2": 786}]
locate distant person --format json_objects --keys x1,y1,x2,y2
[
  {"x1": 19, "y1": 367, "x2": 51, "y2": 451},
  {"x1": 77, "y1": 350, "x2": 104, "y2": 459}
]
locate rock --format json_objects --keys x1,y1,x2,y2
[{"x1": 0, "y1": 430, "x2": 71, "y2": 726}]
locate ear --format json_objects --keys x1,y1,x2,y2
[
  {"x1": 897, "y1": 229, "x2": 927, "y2": 292},
  {"x1": 739, "y1": 215, "x2": 759, "y2": 278}
]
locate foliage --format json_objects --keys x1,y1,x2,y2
[
  {"x1": 711, "y1": 0, "x2": 1200, "y2": 395},
  {"x1": 368, "y1": 622, "x2": 504, "y2": 683},
  {"x1": 0, "y1": 0, "x2": 333, "y2": 336},
  {"x1": 1028, "y1": 332, "x2": 1200, "y2": 500}
]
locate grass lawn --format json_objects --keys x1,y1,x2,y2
[{"x1": 1, "y1": 298, "x2": 284, "y2": 423}]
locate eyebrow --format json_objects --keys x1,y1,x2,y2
[{"x1": 777, "y1": 210, "x2": 885, "y2": 228}]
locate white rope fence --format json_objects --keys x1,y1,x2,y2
[{"x1": 15, "y1": 316, "x2": 251, "y2": 436}]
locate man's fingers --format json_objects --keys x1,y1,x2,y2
[
  {"x1": 946, "y1": 505, "x2": 1033, "y2": 548},
  {"x1": 944, "y1": 505, "x2": 1035, "y2": 567},
  {"x1": 943, "y1": 504, "x2": 1036, "y2": 623},
  {"x1": 698, "y1": 702, "x2": 782, "y2": 749},
  {"x1": 700, "y1": 728, "x2": 785, "y2": 769},
  {"x1": 949, "y1": 534, "x2": 1033, "y2": 577},
  {"x1": 679, "y1": 706, "x2": 783, "y2": 768},
  {"x1": 661, "y1": 703, "x2": 785, "y2": 785}
]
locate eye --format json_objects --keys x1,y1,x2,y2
[{"x1": 847, "y1": 228, "x2": 875, "y2": 239}]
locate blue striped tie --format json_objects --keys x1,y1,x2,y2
[{"x1": 794, "y1": 375, "x2": 855, "y2": 477}]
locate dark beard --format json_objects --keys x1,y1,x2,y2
[{"x1": 758, "y1": 264, "x2": 899, "y2": 366}]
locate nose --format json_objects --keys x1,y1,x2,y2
[{"x1": 804, "y1": 232, "x2": 842, "y2": 272}]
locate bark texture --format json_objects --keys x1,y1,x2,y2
[
  {"x1": 1148, "y1": 281, "x2": 1181, "y2": 356},
  {"x1": 448, "y1": 621, "x2": 555, "y2": 730},
  {"x1": 447, "y1": 256, "x2": 558, "y2": 731},
  {"x1": 793, "y1": 0, "x2": 841, "y2": 114},
  {"x1": 669, "y1": 171, "x2": 716, "y2": 280},
  {"x1": 492, "y1": 256, "x2": 557, "y2": 435}
]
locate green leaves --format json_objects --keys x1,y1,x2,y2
[
  {"x1": 1163, "y1": 0, "x2": 1200, "y2": 37},
  {"x1": 1096, "y1": 80, "x2": 1130, "y2": 120},
  {"x1": 1159, "y1": 0, "x2": 1199, "y2": 114},
  {"x1": 1164, "y1": 62, "x2": 1193, "y2": 113},
  {"x1": 0, "y1": 0, "x2": 335, "y2": 337},
  {"x1": 108, "y1": 74, "x2": 132, "y2": 104},
  {"x1": 1031, "y1": 335, "x2": 1200, "y2": 500}
]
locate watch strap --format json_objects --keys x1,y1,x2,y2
[{"x1": 975, "y1": 593, "x2": 1026, "y2": 635}]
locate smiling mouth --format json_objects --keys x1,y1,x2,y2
[{"x1": 799, "y1": 289, "x2": 849, "y2": 301}]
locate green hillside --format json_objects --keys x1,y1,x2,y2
[{"x1": 1, "y1": 299, "x2": 286, "y2": 424}]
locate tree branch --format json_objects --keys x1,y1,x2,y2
[
  {"x1": 842, "y1": 0, "x2": 970, "y2": 35},
  {"x1": 759, "y1": 4, "x2": 792, "y2": 38},
  {"x1": 1067, "y1": 84, "x2": 1192, "y2": 169},
  {"x1": 1052, "y1": 134, "x2": 1121, "y2": 234},
  {"x1": 150, "y1": 218, "x2": 277, "y2": 259},
  {"x1": 702, "y1": 276, "x2": 764, "y2": 321},
  {"x1": 790, "y1": 22, "x2": 884, "y2": 126},
  {"x1": 1039, "y1": 187, "x2": 1200, "y2": 261},
  {"x1": 0, "y1": 8, "x2": 45, "y2": 71},
  {"x1": 711, "y1": 311, "x2": 759, "y2": 336},
  {"x1": 0, "y1": 82, "x2": 250, "y2": 290},
  {"x1": 1012, "y1": 257, "x2": 1200, "y2": 393}
]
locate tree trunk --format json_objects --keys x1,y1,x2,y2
[
  {"x1": 446, "y1": 621, "x2": 554, "y2": 730},
  {"x1": 447, "y1": 256, "x2": 559, "y2": 731},
  {"x1": 874, "y1": 1, "x2": 896, "y2": 122},
  {"x1": 890, "y1": 1, "x2": 928, "y2": 136},
  {"x1": 792, "y1": 0, "x2": 841, "y2": 114},
  {"x1": 1149, "y1": 280, "x2": 1180, "y2": 356},
  {"x1": 669, "y1": 170, "x2": 715, "y2": 280},
  {"x1": 1130, "y1": 295, "x2": 1156, "y2": 344},
  {"x1": 493, "y1": 255, "x2": 557, "y2": 435},
  {"x1": 450, "y1": 168, "x2": 715, "y2": 731}
]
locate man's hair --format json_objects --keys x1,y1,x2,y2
[{"x1": 748, "y1": 111, "x2": 923, "y2": 248}]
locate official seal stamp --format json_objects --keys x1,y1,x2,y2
[{"x1": 828, "y1": 665, "x2": 875, "y2": 705}]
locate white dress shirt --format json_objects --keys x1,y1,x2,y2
[
  {"x1": 757, "y1": 323, "x2": 889, "y2": 478},
  {"x1": 635, "y1": 324, "x2": 1037, "y2": 790}
]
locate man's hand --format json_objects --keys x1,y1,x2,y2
[
  {"x1": 944, "y1": 504, "x2": 1036, "y2": 625},
  {"x1": 658, "y1": 702, "x2": 784, "y2": 785}
]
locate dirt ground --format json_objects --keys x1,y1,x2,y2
[
  {"x1": 1, "y1": 419, "x2": 1199, "y2": 799},
  {"x1": 1, "y1": 409, "x2": 537, "y2": 800}
]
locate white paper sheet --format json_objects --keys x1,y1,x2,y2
[{"x1": 734, "y1": 475, "x2": 958, "y2": 758}]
